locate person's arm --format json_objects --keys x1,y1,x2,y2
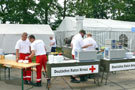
[
  {"x1": 50, "y1": 39, "x2": 55, "y2": 46},
  {"x1": 82, "y1": 44, "x2": 93, "y2": 48},
  {"x1": 29, "y1": 50, "x2": 35, "y2": 58},
  {"x1": 71, "y1": 39, "x2": 74, "y2": 49},
  {"x1": 71, "y1": 43, "x2": 73, "y2": 49},
  {"x1": 43, "y1": 41, "x2": 47, "y2": 51},
  {"x1": 15, "y1": 41, "x2": 20, "y2": 62},
  {"x1": 82, "y1": 38, "x2": 93, "y2": 48},
  {"x1": 50, "y1": 42, "x2": 55, "y2": 46},
  {"x1": 16, "y1": 49, "x2": 19, "y2": 62},
  {"x1": 25, "y1": 50, "x2": 35, "y2": 59},
  {"x1": 79, "y1": 38, "x2": 92, "y2": 49},
  {"x1": 26, "y1": 43, "x2": 35, "y2": 60},
  {"x1": 29, "y1": 46, "x2": 32, "y2": 53},
  {"x1": 45, "y1": 46, "x2": 47, "y2": 51}
]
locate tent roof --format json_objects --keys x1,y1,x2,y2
[
  {"x1": 59, "y1": 17, "x2": 135, "y2": 31},
  {"x1": 0, "y1": 24, "x2": 54, "y2": 34},
  {"x1": 84, "y1": 18, "x2": 135, "y2": 29}
]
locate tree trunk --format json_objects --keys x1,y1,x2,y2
[
  {"x1": 45, "y1": 0, "x2": 48, "y2": 24},
  {"x1": 63, "y1": 0, "x2": 67, "y2": 19},
  {"x1": 45, "y1": 8, "x2": 48, "y2": 24}
]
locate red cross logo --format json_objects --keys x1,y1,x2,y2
[{"x1": 89, "y1": 65, "x2": 96, "y2": 73}]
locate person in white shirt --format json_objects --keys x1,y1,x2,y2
[
  {"x1": 82, "y1": 33, "x2": 98, "y2": 51},
  {"x1": 25, "y1": 35, "x2": 48, "y2": 87},
  {"x1": 70, "y1": 30, "x2": 86, "y2": 83},
  {"x1": 82, "y1": 33, "x2": 98, "y2": 81},
  {"x1": 71, "y1": 30, "x2": 86, "y2": 59},
  {"x1": 15, "y1": 32, "x2": 32, "y2": 85},
  {"x1": 50, "y1": 37, "x2": 56, "y2": 52}
]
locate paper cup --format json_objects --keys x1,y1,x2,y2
[
  {"x1": 18, "y1": 60, "x2": 23, "y2": 63},
  {"x1": 23, "y1": 60, "x2": 29, "y2": 64}
]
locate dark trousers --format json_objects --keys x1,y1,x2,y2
[{"x1": 51, "y1": 47, "x2": 56, "y2": 52}]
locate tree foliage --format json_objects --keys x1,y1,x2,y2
[{"x1": 0, "y1": 0, "x2": 135, "y2": 30}]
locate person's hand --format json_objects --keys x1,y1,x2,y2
[
  {"x1": 25, "y1": 56, "x2": 29, "y2": 60},
  {"x1": 89, "y1": 44, "x2": 93, "y2": 46},
  {"x1": 16, "y1": 57, "x2": 19, "y2": 62}
]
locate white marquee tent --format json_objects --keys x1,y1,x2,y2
[
  {"x1": 57, "y1": 17, "x2": 135, "y2": 31},
  {"x1": 0, "y1": 24, "x2": 54, "y2": 53},
  {"x1": 56, "y1": 16, "x2": 135, "y2": 51}
]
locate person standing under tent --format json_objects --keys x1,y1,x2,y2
[
  {"x1": 82, "y1": 33, "x2": 98, "y2": 80},
  {"x1": 71, "y1": 30, "x2": 86, "y2": 59},
  {"x1": 15, "y1": 32, "x2": 32, "y2": 85},
  {"x1": 82, "y1": 33, "x2": 98, "y2": 51},
  {"x1": 70, "y1": 30, "x2": 86, "y2": 83},
  {"x1": 50, "y1": 36, "x2": 56, "y2": 52},
  {"x1": 25, "y1": 35, "x2": 48, "y2": 87},
  {"x1": 71, "y1": 39, "x2": 75, "y2": 59}
]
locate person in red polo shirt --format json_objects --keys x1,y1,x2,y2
[
  {"x1": 25, "y1": 35, "x2": 47, "y2": 87},
  {"x1": 15, "y1": 32, "x2": 32, "y2": 84}
]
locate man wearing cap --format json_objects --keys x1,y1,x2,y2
[
  {"x1": 70, "y1": 30, "x2": 86, "y2": 83},
  {"x1": 26, "y1": 35, "x2": 48, "y2": 87},
  {"x1": 71, "y1": 30, "x2": 86, "y2": 59},
  {"x1": 15, "y1": 32, "x2": 32, "y2": 84}
]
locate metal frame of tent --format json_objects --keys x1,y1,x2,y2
[{"x1": 55, "y1": 30, "x2": 135, "y2": 52}]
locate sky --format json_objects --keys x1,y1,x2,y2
[
  {"x1": 35, "y1": 0, "x2": 64, "y2": 6},
  {"x1": 58, "y1": 0, "x2": 64, "y2": 7}
]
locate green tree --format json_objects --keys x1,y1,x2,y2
[
  {"x1": 109, "y1": 0, "x2": 125, "y2": 19},
  {"x1": 67, "y1": 0, "x2": 110, "y2": 19},
  {"x1": 0, "y1": 0, "x2": 59, "y2": 24},
  {"x1": 0, "y1": 0, "x2": 40, "y2": 24},
  {"x1": 116, "y1": 0, "x2": 135, "y2": 21},
  {"x1": 37, "y1": 0, "x2": 59, "y2": 24},
  {"x1": 1, "y1": 0, "x2": 135, "y2": 29},
  {"x1": 50, "y1": 0, "x2": 75, "y2": 30}
]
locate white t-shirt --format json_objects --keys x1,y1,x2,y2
[
  {"x1": 50, "y1": 39, "x2": 56, "y2": 47},
  {"x1": 71, "y1": 33, "x2": 83, "y2": 55},
  {"x1": 31, "y1": 40, "x2": 46, "y2": 56},
  {"x1": 82, "y1": 37, "x2": 98, "y2": 51},
  {"x1": 15, "y1": 39, "x2": 31, "y2": 53}
]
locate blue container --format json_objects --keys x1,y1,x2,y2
[
  {"x1": 112, "y1": 45, "x2": 116, "y2": 49},
  {"x1": 112, "y1": 40, "x2": 116, "y2": 44},
  {"x1": 119, "y1": 45, "x2": 123, "y2": 49}
]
